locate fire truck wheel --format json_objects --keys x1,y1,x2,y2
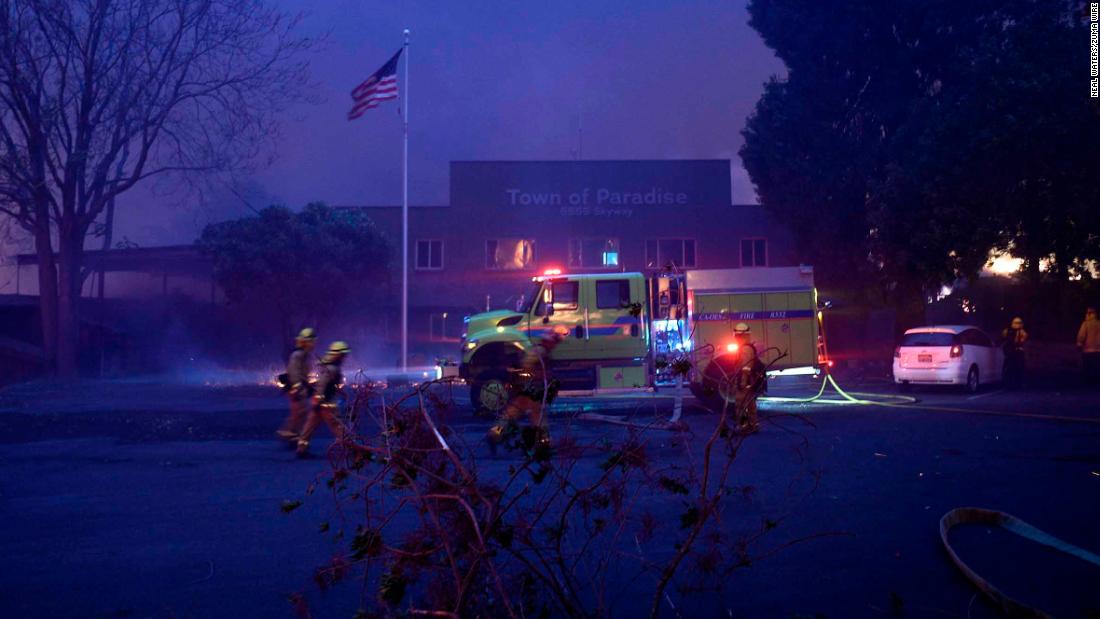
[
  {"x1": 470, "y1": 369, "x2": 512, "y2": 415},
  {"x1": 700, "y1": 356, "x2": 742, "y2": 412}
]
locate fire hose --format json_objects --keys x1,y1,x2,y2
[
  {"x1": 760, "y1": 370, "x2": 919, "y2": 406},
  {"x1": 939, "y1": 507, "x2": 1100, "y2": 618}
]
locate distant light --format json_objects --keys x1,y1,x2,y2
[
  {"x1": 543, "y1": 268, "x2": 562, "y2": 276},
  {"x1": 984, "y1": 252, "x2": 1023, "y2": 276}
]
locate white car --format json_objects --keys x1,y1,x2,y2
[{"x1": 892, "y1": 325, "x2": 1004, "y2": 393}]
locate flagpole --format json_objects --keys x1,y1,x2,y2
[{"x1": 401, "y1": 28, "x2": 409, "y2": 374}]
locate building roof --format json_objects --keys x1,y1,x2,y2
[
  {"x1": 334, "y1": 205, "x2": 449, "y2": 209},
  {"x1": 16, "y1": 244, "x2": 208, "y2": 274},
  {"x1": 449, "y1": 158, "x2": 730, "y2": 164}
]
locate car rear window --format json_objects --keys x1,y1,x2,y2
[{"x1": 900, "y1": 332, "x2": 957, "y2": 347}]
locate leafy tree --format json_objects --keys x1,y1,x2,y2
[
  {"x1": 198, "y1": 203, "x2": 392, "y2": 347},
  {"x1": 0, "y1": 0, "x2": 314, "y2": 376},
  {"x1": 871, "y1": 1, "x2": 1100, "y2": 298},
  {"x1": 741, "y1": 0, "x2": 1099, "y2": 318}
]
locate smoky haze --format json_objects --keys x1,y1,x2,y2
[
  {"x1": 0, "y1": 0, "x2": 787, "y2": 381},
  {"x1": 114, "y1": 0, "x2": 783, "y2": 245}
]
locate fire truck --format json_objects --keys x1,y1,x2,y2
[{"x1": 458, "y1": 266, "x2": 823, "y2": 413}]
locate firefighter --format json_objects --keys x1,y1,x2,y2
[
  {"x1": 296, "y1": 341, "x2": 351, "y2": 457},
  {"x1": 732, "y1": 322, "x2": 765, "y2": 434},
  {"x1": 486, "y1": 329, "x2": 565, "y2": 457},
  {"x1": 1001, "y1": 316, "x2": 1028, "y2": 389},
  {"x1": 1077, "y1": 307, "x2": 1100, "y2": 385},
  {"x1": 276, "y1": 327, "x2": 317, "y2": 445}
]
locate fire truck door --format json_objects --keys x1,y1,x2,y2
[
  {"x1": 531, "y1": 278, "x2": 587, "y2": 360},
  {"x1": 583, "y1": 277, "x2": 646, "y2": 360}
]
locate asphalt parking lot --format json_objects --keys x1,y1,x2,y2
[{"x1": 1, "y1": 373, "x2": 1098, "y2": 618}]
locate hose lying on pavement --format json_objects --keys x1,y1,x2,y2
[
  {"x1": 760, "y1": 372, "x2": 918, "y2": 406},
  {"x1": 761, "y1": 374, "x2": 1100, "y2": 425},
  {"x1": 571, "y1": 370, "x2": 913, "y2": 430},
  {"x1": 939, "y1": 507, "x2": 1100, "y2": 618}
]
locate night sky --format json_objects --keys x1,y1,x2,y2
[{"x1": 116, "y1": 0, "x2": 783, "y2": 245}]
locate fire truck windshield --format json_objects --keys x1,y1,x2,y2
[{"x1": 517, "y1": 281, "x2": 543, "y2": 314}]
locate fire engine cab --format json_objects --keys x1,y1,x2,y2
[{"x1": 458, "y1": 266, "x2": 822, "y2": 413}]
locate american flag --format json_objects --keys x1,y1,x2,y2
[{"x1": 348, "y1": 48, "x2": 402, "y2": 120}]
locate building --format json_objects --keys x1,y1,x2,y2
[
  {"x1": 2, "y1": 159, "x2": 797, "y2": 365},
  {"x1": 360, "y1": 159, "x2": 796, "y2": 353},
  {"x1": 7, "y1": 244, "x2": 218, "y2": 301}
]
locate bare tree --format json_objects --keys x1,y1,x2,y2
[
  {"x1": 0, "y1": 0, "x2": 314, "y2": 376},
  {"x1": 287, "y1": 370, "x2": 837, "y2": 618}
]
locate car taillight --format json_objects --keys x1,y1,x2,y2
[
  {"x1": 950, "y1": 345, "x2": 962, "y2": 358},
  {"x1": 893, "y1": 346, "x2": 900, "y2": 358}
]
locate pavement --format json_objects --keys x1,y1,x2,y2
[{"x1": 1, "y1": 372, "x2": 1098, "y2": 618}]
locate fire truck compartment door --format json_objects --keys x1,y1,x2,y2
[
  {"x1": 582, "y1": 276, "x2": 647, "y2": 361},
  {"x1": 761, "y1": 293, "x2": 791, "y2": 367},
  {"x1": 779, "y1": 291, "x2": 816, "y2": 367},
  {"x1": 691, "y1": 292, "x2": 734, "y2": 354}
]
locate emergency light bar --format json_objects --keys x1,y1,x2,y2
[{"x1": 534, "y1": 268, "x2": 565, "y2": 282}]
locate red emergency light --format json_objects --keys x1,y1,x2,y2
[
  {"x1": 726, "y1": 343, "x2": 739, "y2": 353},
  {"x1": 543, "y1": 268, "x2": 562, "y2": 276}
]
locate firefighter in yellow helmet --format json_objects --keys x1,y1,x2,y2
[
  {"x1": 486, "y1": 328, "x2": 565, "y2": 458},
  {"x1": 732, "y1": 322, "x2": 765, "y2": 434},
  {"x1": 276, "y1": 328, "x2": 316, "y2": 445},
  {"x1": 297, "y1": 341, "x2": 350, "y2": 457}
]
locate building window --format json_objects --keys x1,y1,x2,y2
[
  {"x1": 429, "y1": 312, "x2": 449, "y2": 341},
  {"x1": 595, "y1": 279, "x2": 632, "y2": 309},
  {"x1": 486, "y1": 239, "x2": 536, "y2": 270},
  {"x1": 568, "y1": 238, "x2": 619, "y2": 269},
  {"x1": 740, "y1": 238, "x2": 767, "y2": 267},
  {"x1": 416, "y1": 239, "x2": 443, "y2": 270},
  {"x1": 645, "y1": 239, "x2": 697, "y2": 269}
]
